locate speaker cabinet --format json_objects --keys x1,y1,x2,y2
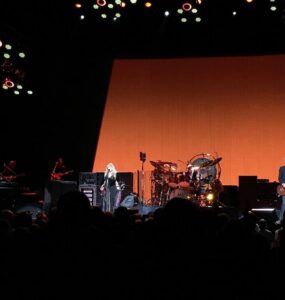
[
  {"x1": 239, "y1": 176, "x2": 257, "y2": 212},
  {"x1": 79, "y1": 172, "x2": 104, "y2": 207},
  {"x1": 219, "y1": 185, "x2": 238, "y2": 208}
]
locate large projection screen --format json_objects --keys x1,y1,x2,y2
[{"x1": 93, "y1": 55, "x2": 285, "y2": 199}]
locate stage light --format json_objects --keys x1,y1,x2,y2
[
  {"x1": 196, "y1": 0, "x2": 202, "y2": 4},
  {"x1": 75, "y1": 3, "x2": 82, "y2": 8},
  {"x1": 145, "y1": 2, "x2": 152, "y2": 8},
  {"x1": 115, "y1": 0, "x2": 121, "y2": 4},
  {"x1": 80, "y1": 15, "x2": 85, "y2": 20},
  {"x1": 1, "y1": 37, "x2": 33, "y2": 95},
  {"x1": 97, "y1": 0, "x2": 107, "y2": 7},
  {"x1": 177, "y1": 9, "x2": 183, "y2": 14},
  {"x1": 93, "y1": 4, "x2": 99, "y2": 9},
  {"x1": 181, "y1": 18, "x2": 187, "y2": 23},
  {"x1": 115, "y1": 13, "x2": 121, "y2": 18},
  {"x1": 164, "y1": 11, "x2": 170, "y2": 16},
  {"x1": 270, "y1": 6, "x2": 277, "y2": 11},
  {"x1": 108, "y1": 3, "x2": 114, "y2": 9},
  {"x1": 120, "y1": 2, "x2": 126, "y2": 8},
  {"x1": 0, "y1": 40, "x2": 2, "y2": 47},
  {"x1": 232, "y1": 11, "x2": 237, "y2": 15},
  {"x1": 182, "y1": 3, "x2": 192, "y2": 12},
  {"x1": 27, "y1": 90, "x2": 33, "y2": 95},
  {"x1": 130, "y1": 0, "x2": 137, "y2": 3},
  {"x1": 195, "y1": 17, "x2": 202, "y2": 22},
  {"x1": 206, "y1": 192, "x2": 215, "y2": 201},
  {"x1": 246, "y1": 0, "x2": 254, "y2": 3},
  {"x1": 192, "y1": 8, "x2": 198, "y2": 13},
  {"x1": 101, "y1": 13, "x2": 107, "y2": 18},
  {"x1": 3, "y1": 78, "x2": 14, "y2": 88}
]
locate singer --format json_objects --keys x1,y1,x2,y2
[{"x1": 100, "y1": 163, "x2": 121, "y2": 213}]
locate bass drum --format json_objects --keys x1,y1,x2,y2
[
  {"x1": 169, "y1": 187, "x2": 193, "y2": 200},
  {"x1": 190, "y1": 157, "x2": 217, "y2": 183}
]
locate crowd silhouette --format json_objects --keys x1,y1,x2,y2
[{"x1": 0, "y1": 191, "x2": 283, "y2": 299}]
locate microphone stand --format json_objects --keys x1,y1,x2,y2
[
  {"x1": 139, "y1": 152, "x2": 146, "y2": 206},
  {"x1": 141, "y1": 160, "x2": 145, "y2": 206}
]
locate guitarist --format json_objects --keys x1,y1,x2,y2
[
  {"x1": 278, "y1": 161, "x2": 285, "y2": 220},
  {"x1": 50, "y1": 157, "x2": 73, "y2": 181}
]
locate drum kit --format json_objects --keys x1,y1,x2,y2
[{"x1": 150, "y1": 153, "x2": 223, "y2": 207}]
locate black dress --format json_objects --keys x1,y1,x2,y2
[{"x1": 102, "y1": 175, "x2": 121, "y2": 213}]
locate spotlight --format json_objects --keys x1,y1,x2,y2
[
  {"x1": 75, "y1": 3, "x2": 82, "y2": 8},
  {"x1": 97, "y1": 0, "x2": 106, "y2": 7},
  {"x1": 164, "y1": 11, "x2": 170, "y2": 16},
  {"x1": 145, "y1": 2, "x2": 152, "y2": 8},
  {"x1": 182, "y1": 3, "x2": 192, "y2": 11},
  {"x1": 3, "y1": 78, "x2": 15, "y2": 88},
  {"x1": 206, "y1": 192, "x2": 215, "y2": 201}
]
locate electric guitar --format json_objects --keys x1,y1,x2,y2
[
  {"x1": 50, "y1": 170, "x2": 74, "y2": 181},
  {"x1": 277, "y1": 184, "x2": 285, "y2": 197}
]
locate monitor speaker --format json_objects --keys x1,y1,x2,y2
[{"x1": 14, "y1": 202, "x2": 43, "y2": 220}]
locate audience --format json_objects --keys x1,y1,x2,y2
[{"x1": 0, "y1": 193, "x2": 280, "y2": 299}]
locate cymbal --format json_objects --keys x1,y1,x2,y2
[
  {"x1": 199, "y1": 160, "x2": 213, "y2": 168},
  {"x1": 208, "y1": 157, "x2": 222, "y2": 166},
  {"x1": 150, "y1": 160, "x2": 177, "y2": 170},
  {"x1": 150, "y1": 161, "x2": 161, "y2": 168}
]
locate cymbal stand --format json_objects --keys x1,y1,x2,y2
[{"x1": 139, "y1": 152, "x2": 146, "y2": 205}]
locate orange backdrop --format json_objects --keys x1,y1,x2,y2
[{"x1": 93, "y1": 55, "x2": 285, "y2": 199}]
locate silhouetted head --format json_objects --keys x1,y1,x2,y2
[
  {"x1": 57, "y1": 190, "x2": 91, "y2": 217},
  {"x1": 258, "y1": 218, "x2": 267, "y2": 230}
]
